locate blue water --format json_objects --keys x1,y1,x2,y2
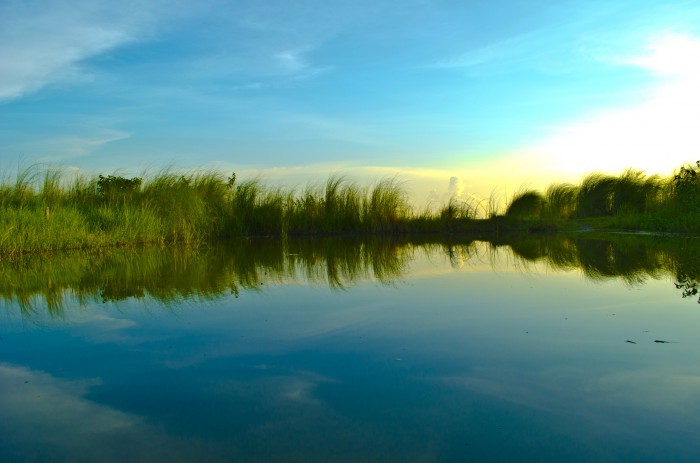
[{"x1": 2, "y1": 238, "x2": 700, "y2": 462}]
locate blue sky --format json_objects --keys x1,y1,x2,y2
[{"x1": 2, "y1": 0, "x2": 700, "y2": 205}]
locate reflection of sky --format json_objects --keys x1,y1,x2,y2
[{"x1": 2, "y1": 246, "x2": 700, "y2": 461}]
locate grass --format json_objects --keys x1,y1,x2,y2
[
  {"x1": 2, "y1": 160, "x2": 700, "y2": 255},
  {"x1": 505, "y1": 189, "x2": 544, "y2": 220},
  {"x1": 0, "y1": 169, "x2": 418, "y2": 255}
]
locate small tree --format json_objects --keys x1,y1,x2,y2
[
  {"x1": 672, "y1": 161, "x2": 700, "y2": 209},
  {"x1": 97, "y1": 175, "x2": 142, "y2": 203}
]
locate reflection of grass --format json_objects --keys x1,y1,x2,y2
[
  {"x1": 3, "y1": 160, "x2": 700, "y2": 255},
  {"x1": 505, "y1": 233, "x2": 699, "y2": 286},
  {"x1": 0, "y1": 238, "x2": 414, "y2": 315},
  {"x1": 5, "y1": 233, "x2": 700, "y2": 319}
]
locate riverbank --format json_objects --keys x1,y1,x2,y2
[{"x1": 1, "y1": 162, "x2": 698, "y2": 256}]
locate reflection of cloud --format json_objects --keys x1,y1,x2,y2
[
  {"x1": 0, "y1": 363, "x2": 222, "y2": 462},
  {"x1": 70, "y1": 312, "x2": 143, "y2": 345},
  {"x1": 588, "y1": 369, "x2": 700, "y2": 417},
  {"x1": 215, "y1": 371, "x2": 335, "y2": 404},
  {"x1": 442, "y1": 363, "x2": 700, "y2": 429},
  {"x1": 278, "y1": 372, "x2": 337, "y2": 404}
]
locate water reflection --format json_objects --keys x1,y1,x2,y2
[
  {"x1": 2, "y1": 233, "x2": 700, "y2": 317},
  {"x1": 3, "y1": 234, "x2": 700, "y2": 462},
  {"x1": 500, "y1": 233, "x2": 700, "y2": 292},
  {"x1": 0, "y1": 238, "x2": 413, "y2": 316}
]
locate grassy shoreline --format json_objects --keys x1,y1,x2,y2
[{"x1": 2, "y1": 162, "x2": 699, "y2": 256}]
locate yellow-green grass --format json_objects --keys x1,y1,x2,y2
[{"x1": 2, "y1": 161, "x2": 700, "y2": 255}]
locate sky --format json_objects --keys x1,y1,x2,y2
[{"x1": 2, "y1": 0, "x2": 700, "y2": 207}]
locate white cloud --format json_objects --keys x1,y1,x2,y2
[
  {"x1": 426, "y1": 176, "x2": 483, "y2": 211},
  {"x1": 528, "y1": 33, "x2": 700, "y2": 177},
  {"x1": 620, "y1": 33, "x2": 700, "y2": 78},
  {"x1": 199, "y1": 159, "x2": 517, "y2": 212},
  {"x1": 0, "y1": 0, "x2": 159, "y2": 102}
]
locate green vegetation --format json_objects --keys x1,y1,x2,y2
[
  {"x1": 0, "y1": 238, "x2": 412, "y2": 315},
  {"x1": 1, "y1": 161, "x2": 700, "y2": 255},
  {"x1": 505, "y1": 190, "x2": 544, "y2": 220},
  {"x1": 3, "y1": 234, "x2": 700, "y2": 319},
  {"x1": 503, "y1": 162, "x2": 700, "y2": 232}
]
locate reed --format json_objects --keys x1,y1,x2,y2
[
  {"x1": 505, "y1": 189, "x2": 544, "y2": 220},
  {"x1": 3, "y1": 160, "x2": 700, "y2": 255},
  {"x1": 542, "y1": 183, "x2": 578, "y2": 222}
]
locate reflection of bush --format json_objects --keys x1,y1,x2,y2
[
  {"x1": 675, "y1": 274, "x2": 699, "y2": 303},
  {"x1": 3, "y1": 233, "x2": 699, "y2": 319},
  {"x1": 505, "y1": 233, "x2": 700, "y2": 291}
]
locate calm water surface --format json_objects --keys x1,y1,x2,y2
[{"x1": 2, "y1": 235, "x2": 700, "y2": 462}]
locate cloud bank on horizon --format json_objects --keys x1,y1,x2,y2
[{"x1": 1, "y1": 0, "x2": 700, "y2": 204}]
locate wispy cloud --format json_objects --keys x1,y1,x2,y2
[
  {"x1": 37, "y1": 129, "x2": 132, "y2": 162},
  {"x1": 278, "y1": 114, "x2": 384, "y2": 146},
  {"x1": 0, "y1": 0, "x2": 160, "y2": 102},
  {"x1": 0, "y1": 127, "x2": 131, "y2": 166},
  {"x1": 430, "y1": 11, "x2": 597, "y2": 77},
  {"x1": 433, "y1": 1, "x2": 700, "y2": 77},
  {"x1": 270, "y1": 47, "x2": 332, "y2": 81},
  {"x1": 434, "y1": 30, "x2": 552, "y2": 73},
  {"x1": 274, "y1": 48, "x2": 311, "y2": 74}
]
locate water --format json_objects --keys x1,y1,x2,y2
[{"x1": 2, "y1": 235, "x2": 700, "y2": 462}]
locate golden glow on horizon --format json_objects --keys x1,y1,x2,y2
[{"x1": 200, "y1": 34, "x2": 700, "y2": 209}]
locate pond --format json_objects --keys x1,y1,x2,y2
[{"x1": 2, "y1": 234, "x2": 700, "y2": 462}]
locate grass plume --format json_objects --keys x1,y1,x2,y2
[{"x1": 3, "y1": 159, "x2": 700, "y2": 255}]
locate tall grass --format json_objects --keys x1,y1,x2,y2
[
  {"x1": 542, "y1": 183, "x2": 577, "y2": 222},
  {"x1": 505, "y1": 190, "x2": 544, "y2": 220},
  {"x1": 0, "y1": 168, "x2": 230, "y2": 255},
  {"x1": 0, "y1": 168, "x2": 416, "y2": 255},
  {"x1": 501, "y1": 160, "x2": 700, "y2": 232},
  {"x1": 3, "y1": 160, "x2": 700, "y2": 255}
]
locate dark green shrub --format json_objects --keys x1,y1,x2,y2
[{"x1": 505, "y1": 190, "x2": 544, "y2": 220}]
